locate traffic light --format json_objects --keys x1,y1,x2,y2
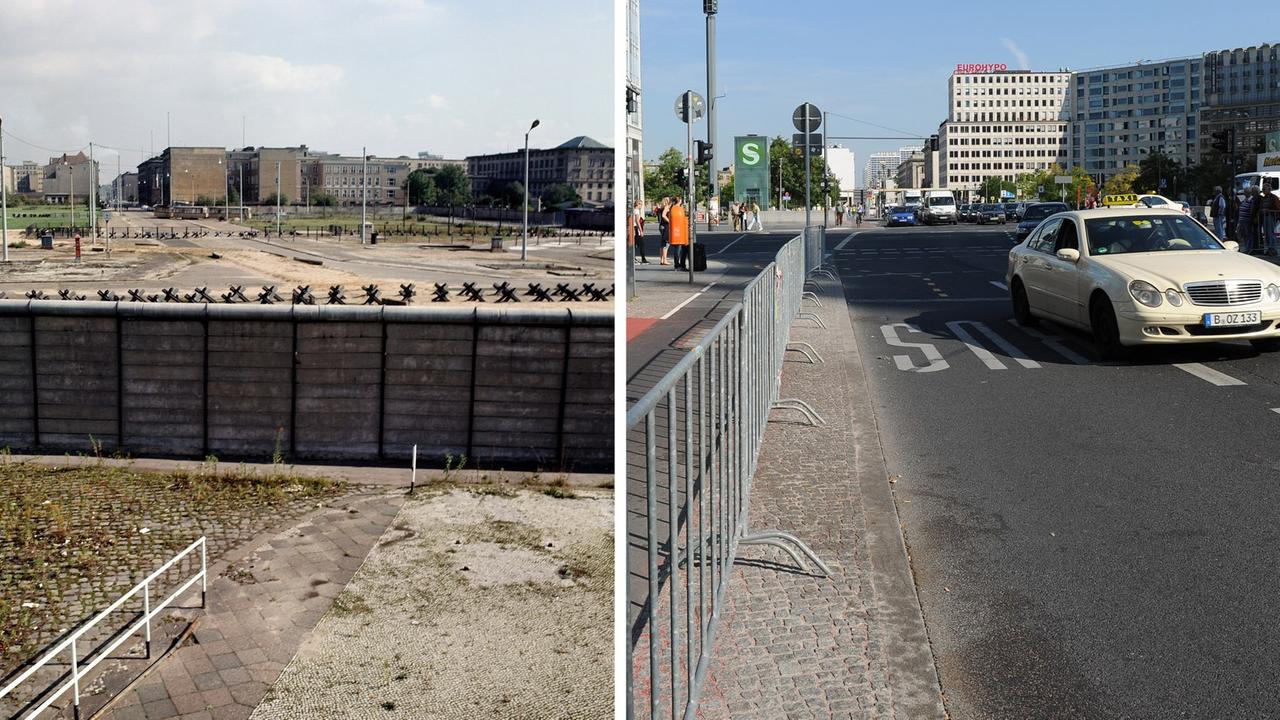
[
  {"x1": 1210, "y1": 130, "x2": 1230, "y2": 154},
  {"x1": 695, "y1": 140, "x2": 713, "y2": 165},
  {"x1": 626, "y1": 87, "x2": 637, "y2": 115},
  {"x1": 675, "y1": 167, "x2": 687, "y2": 188}
]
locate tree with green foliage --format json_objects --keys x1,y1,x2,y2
[
  {"x1": 1135, "y1": 152, "x2": 1185, "y2": 198},
  {"x1": 1101, "y1": 164, "x2": 1141, "y2": 198},
  {"x1": 767, "y1": 136, "x2": 837, "y2": 209},
  {"x1": 433, "y1": 164, "x2": 471, "y2": 206},
  {"x1": 405, "y1": 169, "x2": 438, "y2": 205},
  {"x1": 643, "y1": 148, "x2": 693, "y2": 206},
  {"x1": 261, "y1": 192, "x2": 288, "y2": 206},
  {"x1": 979, "y1": 177, "x2": 1016, "y2": 203},
  {"x1": 311, "y1": 192, "x2": 337, "y2": 207},
  {"x1": 541, "y1": 183, "x2": 581, "y2": 209}
]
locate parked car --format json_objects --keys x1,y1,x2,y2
[
  {"x1": 975, "y1": 204, "x2": 1006, "y2": 224},
  {"x1": 958, "y1": 204, "x2": 974, "y2": 222},
  {"x1": 1015, "y1": 202, "x2": 1070, "y2": 240},
  {"x1": 1006, "y1": 207, "x2": 1280, "y2": 359},
  {"x1": 885, "y1": 206, "x2": 918, "y2": 227},
  {"x1": 1002, "y1": 202, "x2": 1020, "y2": 220}
]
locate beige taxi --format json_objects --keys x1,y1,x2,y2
[{"x1": 1006, "y1": 207, "x2": 1280, "y2": 359}]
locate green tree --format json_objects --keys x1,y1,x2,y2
[
  {"x1": 718, "y1": 174, "x2": 735, "y2": 208},
  {"x1": 311, "y1": 192, "x2": 337, "y2": 207},
  {"x1": 433, "y1": 164, "x2": 471, "y2": 206},
  {"x1": 1101, "y1": 164, "x2": 1141, "y2": 198},
  {"x1": 644, "y1": 148, "x2": 689, "y2": 206},
  {"x1": 1135, "y1": 152, "x2": 1185, "y2": 198},
  {"x1": 405, "y1": 169, "x2": 438, "y2": 205},
  {"x1": 979, "y1": 177, "x2": 1016, "y2": 202},
  {"x1": 767, "y1": 136, "x2": 836, "y2": 209},
  {"x1": 541, "y1": 183, "x2": 581, "y2": 209},
  {"x1": 261, "y1": 192, "x2": 288, "y2": 206}
]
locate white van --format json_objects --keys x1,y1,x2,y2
[{"x1": 920, "y1": 190, "x2": 957, "y2": 225}]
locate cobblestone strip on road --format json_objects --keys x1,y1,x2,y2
[
  {"x1": 97, "y1": 489, "x2": 404, "y2": 720},
  {"x1": 695, "y1": 268, "x2": 946, "y2": 719}
]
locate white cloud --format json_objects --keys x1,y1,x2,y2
[
  {"x1": 219, "y1": 54, "x2": 345, "y2": 93},
  {"x1": 1002, "y1": 38, "x2": 1031, "y2": 71}
]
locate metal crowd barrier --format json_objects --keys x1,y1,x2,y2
[
  {"x1": 0, "y1": 537, "x2": 207, "y2": 719},
  {"x1": 627, "y1": 226, "x2": 831, "y2": 719}
]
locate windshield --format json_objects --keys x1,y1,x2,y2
[
  {"x1": 980, "y1": 204, "x2": 999, "y2": 211},
  {"x1": 1085, "y1": 215, "x2": 1223, "y2": 256},
  {"x1": 890, "y1": 206, "x2": 908, "y2": 213},
  {"x1": 1022, "y1": 204, "x2": 1068, "y2": 221},
  {"x1": 927, "y1": 197, "x2": 954, "y2": 206}
]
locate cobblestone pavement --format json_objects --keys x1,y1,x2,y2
[
  {"x1": 96, "y1": 489, "x2": 404, "y2": 720},
  {"x1": 247, "y1": 487, "x2": 613, "y2": 720},
  {"x1": 0, "y1": 462, "x2": 344, "y2": 713},
  {"x1": 694, "y1": 269, "x2": 944, "y2": 719}
]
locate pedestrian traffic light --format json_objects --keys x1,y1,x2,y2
[
  {"x1": 1210, "y1": 130, "x2": 1230, "y2": 154},
  {"x1": 695, "y1": 140, "x2": 713, "y2": 165}
]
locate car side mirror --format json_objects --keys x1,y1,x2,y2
[
  {"x1": 1056, "y1": 248, "x2": 1080, "y2": 262},
  {"x1": 1224, "y1": 240, "x2": 1240, "y2": 252}
]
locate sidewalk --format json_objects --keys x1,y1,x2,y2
[{"x1": 694, "y1": 269, "x2": 946, "y2": 719}]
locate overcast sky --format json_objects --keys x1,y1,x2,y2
[{"x1": 0, "y1": 0, "x2": 612, "y2": 175}]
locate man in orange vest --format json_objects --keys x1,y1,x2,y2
[{"x1": 668, "y1": 195, "x2": 689, "y2": 271}]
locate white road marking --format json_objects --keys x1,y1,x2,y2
[
  {"x1": 714, "y1": 234, "x2": 747, "y2": 255},
  {"x1": 1172, "y1": 363, "x2": 1247, "y2": 387},
  {"x1": 946, "y1": 320, "x2": 1041, "y2": 370},
  {"x1": 1271, "y1": 408, "x2": 1280, "y2": 414},
  {"x1": 880, "y1": 323, "x2": 949, "y2": 373},
  {"x1": 660, "y1": 285, "x2": 715, "y2": 320},
  {"x1": 1009, "y1": 321, "x2": 1091, "y2": 365},
  {"x1": 990, "y1": 281, "x2": 1008, "y2": 291},
  {"x1": 834, "y1": 232, "x2": 861, "y2": 251}
]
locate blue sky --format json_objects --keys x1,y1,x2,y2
[{"x1": 640, "y1": 0, "x2": 1272, "y2": 181}]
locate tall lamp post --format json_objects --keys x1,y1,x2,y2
[
  {"x1": 704, "y1": 0, "x2": 717, "y2": 231},
  {"x1": 0, "y1": 116, "x2": 7, "y2": 263},
  {"x1": 522, "y1": 119, "x2": 540, "y2": 262}
]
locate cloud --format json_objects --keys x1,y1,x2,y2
[
  {"x1": 1002, "y1": 38, "x2": 1030, "y2": 71},
  {"x1": 220, "y1": 54, "x2": 345, "y2": 93}
]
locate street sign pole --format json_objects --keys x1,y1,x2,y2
[
  {"x1": 804, "y1": 104, "x2": 811, "y2": 231},
  {"x1": 685, "y1": 91, "x2": 696, "y2": 284},
  {"x1": 705, "y1": 2, "x2": 717, "y2": 232}
]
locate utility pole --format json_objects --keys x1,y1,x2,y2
[
  {"x1": 704, "y1": 0, "x2": 717, "y2": 231},
  {"x1": 89, "y1": 142, "x2": 97, "y2": 242},
  {"x1": 1, "y1": 116, "x2": 8, "y2": 263},
  {"x1": 238, "y1": 164, "x2": 244, "y2": 222},
  {"x1": 166, "y1": 112, "x2": 171, "y2": 207},
  {"x1": 523, "y1": 119, "x2": 539, "y2": 262},
  {"x1": 360, "y1": 147, "x2": 367, "y2": 245},
  {"x1": 685, "y1": 91, "x2": 696, "y2": 284},
  {"x1": 275, "y1": 160, "x2": 281, "y2": 238}
]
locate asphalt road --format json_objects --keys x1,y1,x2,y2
[{"x1": 843, "y1": 221, "x2": 1280, "y2": 717}]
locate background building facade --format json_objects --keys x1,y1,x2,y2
[
  {"x1": 466, "y1": 136, "x2": 614, "y2": 208},
  {"x1": 1200, "y1": 43, "x2": 1280, "y2": 172},
  {"x1": 41, "y1": 152, "x2": 98, "y2": 204}
]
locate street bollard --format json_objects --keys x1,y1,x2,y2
[{"x1": 74, "y1": 234, "x2": 82, "y2": 263}]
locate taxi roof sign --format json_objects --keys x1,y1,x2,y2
[{"x1": 1102, "y1": 193, "x2": 1138, "y2": 206}]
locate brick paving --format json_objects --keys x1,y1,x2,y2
[
  {"x1": 96, "y1": 489, "x2": 403, "y2": 720},
  {"x1": 694, "y1": 270, "x2": 943, "y2": 719}
]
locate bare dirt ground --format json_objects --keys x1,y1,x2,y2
[
  {"x1": 248, "y1": 486, "x2": 613, "y2": 720},
  {"x1": 1, "y1": 212, "x2": 615, "y2": 304}
]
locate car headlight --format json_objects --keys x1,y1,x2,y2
[
  {"x1": 1128, "y1": 280, "x2": 1163, "y2": 308},
  {"x1": 1268, "y1": 284, "x2": 1280, "y2": 303},
  {"x1": 1165, "y1": 289, "x2": 1183, "y2": 306}
]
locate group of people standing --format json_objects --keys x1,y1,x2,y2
[
  {"x1": 1208, "y1": 183, "x2": 1280, "y2": 254},
  {"x1": 728, "y1": 201, "x2": 764, "y2": 232},
  {"x1": 630, "y1": 196, "x2": 690, "y2": 270}
]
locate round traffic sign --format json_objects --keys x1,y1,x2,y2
[
  {"x1": 792, "y1": 103, "x2": 821, "y2": 132},
  {"x1": 674, "y1": 91, "x2": 706, "y2": 124}
]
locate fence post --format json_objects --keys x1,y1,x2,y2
[
  {"x1": 70, "y1": 639, "x2": 81, "y2": 720},
  {"x1": 200, "y1": 538, "x2": 207, "y2": 608},
  {"x1": 143, "y1": 582, "x2": 152, "y2": 658}
]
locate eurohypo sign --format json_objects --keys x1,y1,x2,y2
[
  {"x1": 955, "y1": 63, "x2": 1008, "y2": 74},
  {"x1": 734, "y1": 136, "x2": 771, "y2": 209}
]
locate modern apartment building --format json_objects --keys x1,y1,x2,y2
[
  {"x1": 1199, "y1": 43, "x2": 1280, "y2": 171},
  {"x1": 864, "y1": 152, "x2": 900, "y2": 190},
  {"x1": 937, "y1": 69, "x2": 1071, "y2": 199},
  {"x1": 1069, "y1": 57, "x2": 1202, "y2": 180},
  {"x1": 466, "y1": 136, "x2": 614, "y2": 207}
]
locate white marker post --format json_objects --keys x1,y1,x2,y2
[{"x1": 410, "y1": 443, "x2": 418, "y2": 495}]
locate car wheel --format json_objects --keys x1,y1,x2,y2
[
  {"x1": 1250, "y1": 337, "x2": 1280, "y2": 353},
  {"x1": 1011, "y1": 279, "x2": 1036, "y2": 327},
  {"x1": 1090, "y1": 299, "x2": 1128, "y2": 361}
]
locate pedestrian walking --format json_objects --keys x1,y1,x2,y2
[
  {"x1": 631, "y1": 199, "x2": 649, "y2": 263},
  {"x1": 1210, "y1": 186, "x2": 1228, "y2": 241},
  {"x1": 657, "y1": 197, "x2": 671, "y2": 265},
  {"x1": 836, "y1": 202, "x2": 845, "y2": 226},
  {"x1": 855, "y1": 204, "x2": 864, "y2": 226},
  {"x1": 1237, "y1": 187, "x2": 1259, "y2": 253},
  {"x1": 1259, "y1": 182, "x2": 1280, "y2": 255},
  {"x1": 668, "y1": 196, "x2": 689, "y2": 270},
  {"x1": 748, "y1": 201, "x2": 764, "y2": 232},
  {"x1": 729, "y1": 202, "x2": 740, "y2": 232},
  {"x1": 737, "y1": 202, "x2": 747, "y2": 231}
]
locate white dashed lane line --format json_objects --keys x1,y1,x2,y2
[
  {"x1": 1173, "y1": 362, "x2": 1247, "y2": 387},
  {"x1": 990, "y1": 281, "x2": 1007, "y2": 291}
]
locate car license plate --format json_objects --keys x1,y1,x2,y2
[{"x1": 1204, "y1": 311, "x2": 1261, "y2": 327}]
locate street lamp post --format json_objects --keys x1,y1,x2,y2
[
  {"x1": 704, "y1": 0, "x2": 717, "y2": 232},
  {"x1": 275, "y1": 160, "x2": 282, "y2": 238},
  {"x1": 0, "y1": 116, "x2": 8, "y2": 263},
  {"x1": 522, "y1": 119, "x2": 540, "y2": 262}
]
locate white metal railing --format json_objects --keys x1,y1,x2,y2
[{"x1": 0, "y1": 536, "x2": 208, "y2": 719}]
